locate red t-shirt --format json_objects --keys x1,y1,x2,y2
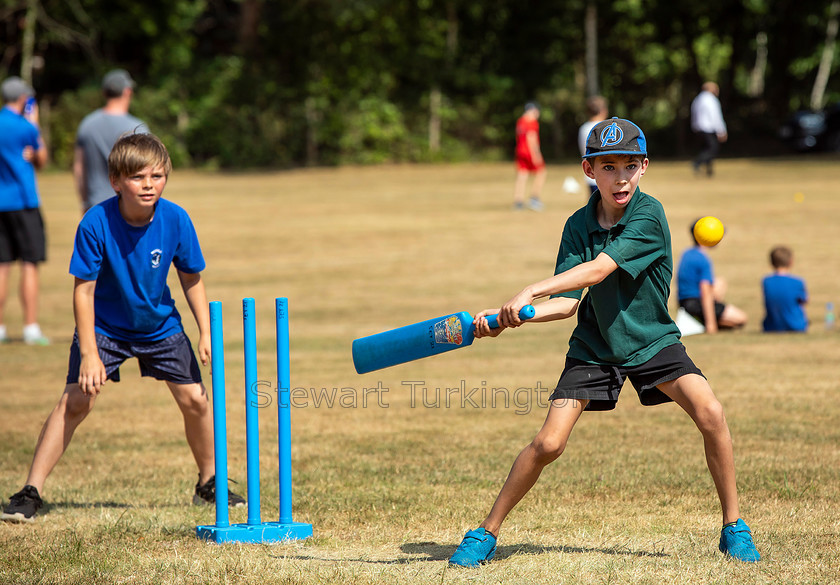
[
  {"x1": 515, "y1": 115, "x2": 542, "y2": 169},
  {"x1": 516, "y1": 115, "x2": 539, "y2": 158}
]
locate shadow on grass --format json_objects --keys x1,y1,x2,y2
[
  {"x1": 42, "y1": 500, "x2": 185, "y2": 514},
  {"x1": 269, "y1": 540, "x2": 668, "y2": 565},
  {"x1": 401, "y1": 541, "x2": 669, "y2": 561}
]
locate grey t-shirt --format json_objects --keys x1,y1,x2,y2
[{"x1": 76, "y1": 109, "x2": 148, "y2": 209}]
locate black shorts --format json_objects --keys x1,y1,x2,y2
[
  {"x1": 549, "y1": 343, "x2": 704, "y2": 411},
  {"x1": 66, "y1": 330, "x2": 202, "y2": 385},
  {"x1": 0, "y1": 208, "x2": 47, "y2": 263},
  {"x1": 679, "y1": 297, "x2": 725, "y2": 323}
]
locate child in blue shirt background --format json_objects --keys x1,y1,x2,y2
[
  {"x1": 676, "y1": 220, "x2": 747, "y2": 333},
  {"x1": 2, "y1": 133, "x2": 243, "y2": 523},
  {"x1": 762, "y1": 246, "x2": 808, "y2": 332}
]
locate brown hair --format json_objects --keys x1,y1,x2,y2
[
  {"x1": 769, "y1": 246, "x2": 793, "y2": 269},
  {"x1": 108, "y1": 132, "x2": 172, "y2": 181},
  {"x1": 585, "y1": 95, "x2": 607, "y2": 117}
]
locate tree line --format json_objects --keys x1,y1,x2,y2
[{"x1": 1, "y1": 0, "x2": 838, "y2": 169}]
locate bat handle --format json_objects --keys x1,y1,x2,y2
[{"x1": 485, "y1": 304, "x2": 536, "y2": 329}]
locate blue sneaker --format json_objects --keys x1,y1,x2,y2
[
  {"x1": 449, "y1": 528, "x2": 497, "y2": 567},
  {"x1": 719, "y1": 519, "x2": 760, "y2": 562}
]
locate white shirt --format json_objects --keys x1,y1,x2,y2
[
  {"x1": 691, "y1": 91, "x2": 727, "y2": 135},
  {"x1": 578, "y1": 121, "x2": 598, "y2": 187}
]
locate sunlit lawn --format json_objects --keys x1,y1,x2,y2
[{"x1": 1, "y1": 157, "x2": 838, "y2": 584}]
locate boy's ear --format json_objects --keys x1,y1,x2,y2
[{"x1": 581, "y1": 159, "x2": 595, "y2": 179}]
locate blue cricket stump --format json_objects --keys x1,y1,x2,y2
[{"x1": 196, "y1": 297, "x2": 313, "y2": 544}]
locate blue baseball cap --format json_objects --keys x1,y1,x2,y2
[{"x1": 583, "y1": 117, "x2": 647, "y2": 159}]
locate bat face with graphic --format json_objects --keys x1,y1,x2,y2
[{"x1": 352, "y1": 305, "x2": 536, "y2": 374}]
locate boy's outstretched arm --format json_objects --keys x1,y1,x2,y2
[
  {"x1": 474, "y1": 296, "x2": 579, "y2": 338},
  {"x1": 73, "y1": 278, "x2": 107, "y2": 395},
  {"x1": 178, "y1": 270, "x2": 211, "y2": 366},
  {"x1": 499, "y1": 252, "x2": 618, "y2": 327}
]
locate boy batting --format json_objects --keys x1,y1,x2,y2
[{"x1": 448, "y1": 118, "x2": 760, "y2": 566}]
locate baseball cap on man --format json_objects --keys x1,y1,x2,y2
[
  {"x1": 1, "y1": 76, "x2": 35, "y2": 102},
  {"x1": 583, "y1": 117, "x2": 647, "y2": 159},
  {"x1": 102, "y1": 69, "x2": 135, "y2": 95}
]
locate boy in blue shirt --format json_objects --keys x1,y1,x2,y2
[
  {"x1": 2, "y1": 133, "x2": 243, "y2": 523},
  {"x1": 762, "y1": 246, "x2": 808, "y2": 332},
  {"x1": 676, "y1": 222, "x2": 747, "y2": 333},
  {"x1": 448, "y1": 119, "x2": 759, "y2": 567}
]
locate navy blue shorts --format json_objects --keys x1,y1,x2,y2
[
  {"x1": 549, "y1": 343, "x2": 704, "y2": 411},
  {"x1": 66, "y1": 330, "x2": 202, "y2": 385},
  {"x1": 0, "y1": 208, "x2": 46, "y2": 263}
]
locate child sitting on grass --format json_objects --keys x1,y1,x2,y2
[{"x1": 762, "y1": 245, "x2": 808, "y2": 332}]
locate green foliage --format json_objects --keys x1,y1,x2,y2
[{"x1": 13, "y1": 0, "x2": 840, "y2": 168}]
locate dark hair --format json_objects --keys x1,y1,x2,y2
[
  {"x1": 769, "y1": 246, "x2": 793, "y2": 269},
  {"x1": 689, "y1": 218, "x2": 701, "y2": 246}
]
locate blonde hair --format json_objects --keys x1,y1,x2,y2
[{"x1": 108, "y1": 132, "x2": 172, "y2": 181}]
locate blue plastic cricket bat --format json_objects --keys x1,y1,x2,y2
[{"x1": 352, "y1": 305, "x2": 536, "y2": 374}]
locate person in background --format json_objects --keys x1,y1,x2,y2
[
  {"x1": 0, "y1": 76, "x2": 49, "y2": 345},
  {"x1": 513, "y1": 102, "x2": 546, "y2": 211},
  {"x1": 676, "y1": 219, "x2": 747, "y2": 333},
  {"x1": 690, "y1": 81, "x2": 727, "y2": 177},
  {"x1": 74, "y1": 69, "x2": 148, "y2": 213},
  {"x1": 577, "y1": 95, "x2": 608, "y2": 195},
  {"x1": 762, "y1": 246, "x2": 808, "y2": 332}
]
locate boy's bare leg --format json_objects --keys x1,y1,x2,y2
[
  {"x1": 166, "y1": 381, "x2": 214, "y2": 485},
  {"x1": 530, "y1": 168, "x2": 547, "y2": 200},
  {"x1": 513, "y1": 170, "x2": 530, "y2": 205},
  {"x1": 20, "y1": 262, "x2": 39, "y2": 326},
  {"x1": 480, "y1": 398, "x2": 587, "y2": 536},
  {"x1": 0, "y1": 262, "x2": 10, "y2": 326},
  {"x1": 719, "y1": 304, "x2": 747, "y2": 329},
  {"x1": 25, "y1": 384, "x2": 97, "y2": 493},
  {"x1": 658, "y1": 374, "x2": 740, "y2": 524}
]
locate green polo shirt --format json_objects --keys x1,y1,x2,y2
[{"x1": 551, "y1": 188, "x2": 681, "y2": 366}]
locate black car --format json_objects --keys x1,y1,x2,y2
[
  {"x1": 779, "y1": 102, "x2": 840, "y2": 152},
  {"x1": 779, "y1": 103, "x2": 840, "y2": 152}
]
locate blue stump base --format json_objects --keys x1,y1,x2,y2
[{"x1": 196, "y1": 521, "x2": 313, "y2": 544}]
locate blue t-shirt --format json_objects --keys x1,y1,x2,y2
[
  {"x1": 0, "y1": 106, "x2": 42, "y2": 211},
  {"x1": 676, "y1": 246, "x2": 713, "y2": 301},
  {"x1": 762, "y1": 273, "x2": 808, "y2": 332},
  {"x1": 69, "y1": 197, "x2": 205, "y2": 341}
]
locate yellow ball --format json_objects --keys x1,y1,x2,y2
[{"x1": 693, "y1": 216, "x2": 725, "y2": 247}]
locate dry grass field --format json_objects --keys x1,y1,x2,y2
[{"x1": 1, "y1": 158, "x2": 838, "y2": 584}]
